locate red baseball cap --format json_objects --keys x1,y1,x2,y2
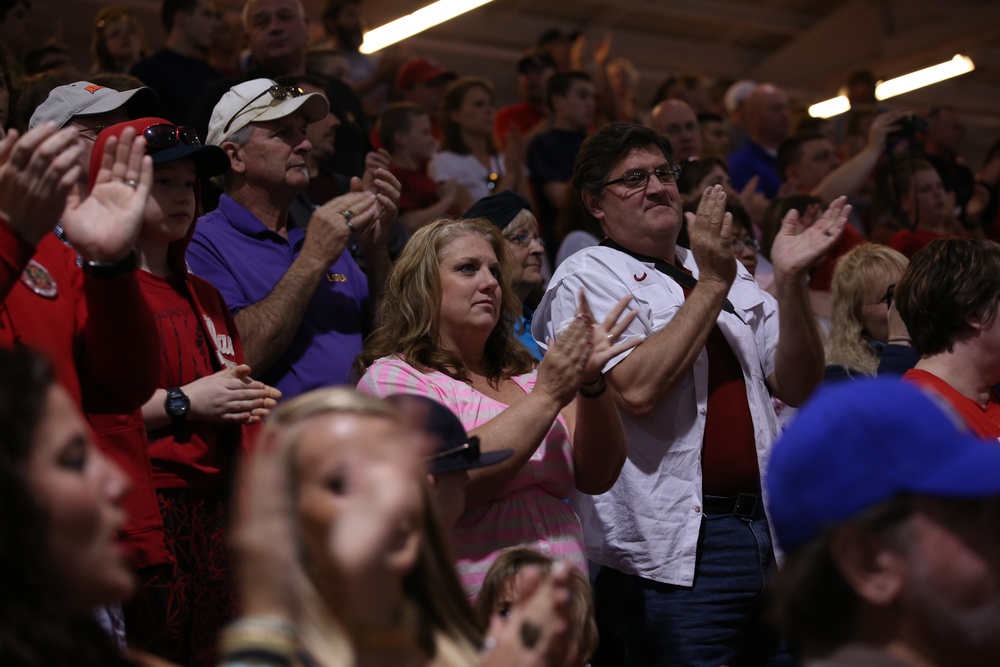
[{"x1": 396, "y1": 57, "x2": 456, "y2": 90}]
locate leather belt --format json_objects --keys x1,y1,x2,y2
[{"x1": 702, "y1": 493, "x2": 763, "y2": 519}]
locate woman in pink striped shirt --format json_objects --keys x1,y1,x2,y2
[{"x1": 355, "y1": 218, "x2": 636, "y2": 597}]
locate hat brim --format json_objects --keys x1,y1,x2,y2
[
  {"x1": 150, "y1": 143, "x2": 231, "y2": 178},
  {"x1": 428, "y1": 448, "x2": 513, "y2": 475},
  {"x1": 75, "y1": 86, "x2": 160, "y2": 124},
  {"x1": 213, "y1": 91, "x2": 329, "y2": 145}
]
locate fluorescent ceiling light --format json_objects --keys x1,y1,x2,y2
[
  {"x1": 808, "y1": 96, "x2": 850, "y2": 119},
  {"x1": 808, "y1": 54, "x2": 975, "y2": 118},
  {"x1": 360, "y1": 0, "x2": 495, "y2": 54},
  {"x1": 874, "y1": 54, "x2": 975, "y2": 100}
]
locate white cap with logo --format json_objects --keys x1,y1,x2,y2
[{"x1": 206, "y1": 78, "x2": 329, "y2": 146}]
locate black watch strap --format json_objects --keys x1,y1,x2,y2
[
  {"x1": 82, "y1": 250, "x2": 138, "y2": 279},
  {"x1": 164, "y1": 387, "x2": 190, "y2": 426}
]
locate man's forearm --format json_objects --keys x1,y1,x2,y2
[
  {"x1": 234, "y1": 254, "x2": 328, "y2": 373},
  {"x1": 771, "y1": 275, "x2": 825, "y2": 405},
  {"x1": 607, "y1": 280, "x2": 729, "y2": 418}
]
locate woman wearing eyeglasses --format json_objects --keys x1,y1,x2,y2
[
  {"x1": 88, "y1": 118, "x2": 281, "y2": 667},
  {"x1": 824, "y1": 243, "x2": 916, "y2": 383},
  {"x1": 356, "y1": 217, "x2": 635, "y2": 598},
  {"x1": 464, "y1": 191, "x2": 548, "y2": 359}
]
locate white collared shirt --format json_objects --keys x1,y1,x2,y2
[{"x1": 533, "y1": 245, "x2": 781, "y2": 586}]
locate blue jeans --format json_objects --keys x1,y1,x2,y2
[{"x1": 591, "y1": 512, "x2": 796, "y2": 667}]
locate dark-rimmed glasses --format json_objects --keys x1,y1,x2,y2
[
  {"x1": 878, "y1": 284, "x2": 896, "y2": 309},
  {"x1": 426, "y1": 435, "x2": 482, "y2": 462},
  {"x1": 605, "y1": 165, "x2": 681, "y2": 190},
  {"x1": 222, "y1": 84, "x2": 304, "y2": 134},
  {"x1": 143, "y1": 124, "x2": 201, "y2": 148}
]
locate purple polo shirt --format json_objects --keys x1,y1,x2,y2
[{"x1": 188, "y1": 195, "x2": 368, "y2": 398}]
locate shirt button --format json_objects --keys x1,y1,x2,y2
[
  {"x1": 694, "y1": 506, "x2": 702, "y2": 514},
  {"x1": 699, "y1": 407, "x2": 707, "y2": 416}
]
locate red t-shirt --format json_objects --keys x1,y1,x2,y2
[
  {"x1": 888, "y1": 228, "x2": 954, "y2": 259},
  {"x1": 810, "y1": 223, "x2": 866, "y2": 292},
  {"x1": 138, "y1": 270, "x2": 235, "y2": 487},
  {"x1": 903, "y1": 368, "x2": 1000, "y2": 440},
  {"x1": 680, "y1": 272, "x2": 760, "y2": 495},
  {"x1": 494, "y1": 102, "x2": 547, "y2": 150},
  {"x1": 390, "y1": 162, "x2": 442, "y2": 212}
]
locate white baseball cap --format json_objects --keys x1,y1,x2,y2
[
  {"x1": 29, "y1": 81, "x2": 159, "y2": 130},
  {"x1": 206, "y1": 78, "x2": 329, "y2": 146}
]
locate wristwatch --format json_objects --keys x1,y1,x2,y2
[{"x1": 164, "y1": 387, "x2": 190, "y2": 426}]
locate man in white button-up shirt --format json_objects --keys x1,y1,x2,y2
[{"x1": 533, "y1": 122, "x2": 848, "y2": 667}]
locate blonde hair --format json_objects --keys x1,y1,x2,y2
[
  {"x1": 825, "y1": 244, "x2": 909, "y2": 377},
  {"x1": 261, "y1": 388, "x2": 482, "y2": 667},
  {"x1": 356, "y1": 218, "x2": 536, "y2": 385}
]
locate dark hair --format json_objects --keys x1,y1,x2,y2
[
  {"x1": 777, "y1": 132, "x2": 827, "y2": 180},
  {"x1": 161, "y1": 0, "x2": 197, "y2": 32},
  {"x1": 545, "y1": 70, "x2": 591, "y2": 111},
  {"x1": 88, "y1": 72, "x2": 145, "y2": 92},
  {"x1": 376, "y1": 102, "x2": 428, "y2": 153},
  {"x1": 572, "y1": 121, "x2": 672, "y2": 196},
  {"x1": 676, "y1": 155, "x2": 728, "y2": 197},
  {"x1": 761, "y1": 194, "x2": 821, "y2": 261},
  {"x1": 0, "y1": 349, "x2": 134, "y2": 667},
  {"x1": 12, "y1": 71, "x2": 68, "y2": 132},
  {"x1": 322, "y1": 0, "x2": 358, "y2": 21},
  {"x1": 697, "y1": 111, "x2": 724, "y2": 124},
  {"x1": 770, "y1": 495, "x2": 912, "y2": 658},
  {"x1": 440, "y1": 76, "x2": 495, "y2": 156},
  {"x1": 895, "y1": 239, "x2": 1000, "y2": 356},
  {"x1": 0, "y1": 0, "x2": 28, "y2": 23},
  {"x1": 22, "y1": 41, "x2": 71, "y2": 77}
]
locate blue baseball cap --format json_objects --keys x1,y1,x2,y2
[
  {"x1": 385, "y1": 394, "x2": 512, "y2": 475},
  {"x1": 766, "y1": 378, "x2": 1000, "y2": 552}
]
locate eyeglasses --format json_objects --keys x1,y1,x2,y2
[
  {"x1": 142, "y1": 124, "x2": 201, "y2": 148},
  {"x1": 877, "y1": 284, "x2": 896, "y2": 309},
  {"x1": 222, "y1": 84, "x2": 304, "y2": 135},
  {"x1": 507, "y1": 232, "x2": 545, "y2": 248},
  {"x1": 425, "y1": 436, "x2": 482, "y2": 463},
  {"x1": 605, "y1": 165, "x2": 681, "y2": 190},
  {"x1": 733, "y1": 237, "x2": 760, "y2": 253}
]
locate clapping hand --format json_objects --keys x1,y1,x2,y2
[
  {"x1": 771, "y1": 195, "x2": 850, "y2": 282},
  {"x1": 63, "y1": 126, "x2": 153, "y2": 262}
]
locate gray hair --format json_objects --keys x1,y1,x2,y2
[{"x1": 210, "y1": 123, "x2": 255, "y2": 192}]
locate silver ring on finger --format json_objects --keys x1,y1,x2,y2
[
  {"x1": 342, "y1": 209, "x2": 354, "y2": 221},
  {"x1": 346, "y1": 220, "x2": 357, "y2": 233},
  {"x1": 823, "y1": 230, "x2": 834, "y2": 237},
  {"x1": 606, "y1": 333, "x2": 615, "y2": 340},
  {"x1": 125, "y1": 179, "x2": 138, "y2": 189}
]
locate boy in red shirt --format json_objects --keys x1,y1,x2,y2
[{"x1": 89, "y1": 118, "x2": 280, "y2": 667}]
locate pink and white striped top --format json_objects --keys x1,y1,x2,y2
[{"x1": 357, "y1": 356, "x2": 587, "y2": 598}]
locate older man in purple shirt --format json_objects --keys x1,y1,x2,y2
[{"x1": 188, "y1": 78, "x2": 399, "y2": 398}]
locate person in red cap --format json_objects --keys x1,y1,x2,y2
[
  {"x1": 89, "y1": 117, "x2": 280, "y2": 667},
  {"x1": 388, "y1": 56, "x2": 455, "y2": 147}
]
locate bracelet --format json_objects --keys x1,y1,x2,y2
[
  {"x1": 219, "y1": 616, "x2": 298, "y2": 664},
  {"x1": 886, "y1": 337, "x2": 911, "y2": 345},
  {"x1": 81, "y1": 250, "x2": 137, "y2": 279},
  {"x1": 579, "y1": 374, "x2": 607, "y2": 398}
]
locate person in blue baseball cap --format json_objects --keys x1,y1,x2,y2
[
  {"x1": 766, "y1": 377, "x2": 1000, "y2": 667},
  {"x1": 386, "y1": 393, "x2": 512, "y2": 527}
]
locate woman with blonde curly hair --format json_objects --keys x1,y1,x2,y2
[
  {"x1": 824, "y1": 243, "x2": 914, "y2": 382},
  {"x1": 355, "y1": 217, "x2": 635, "y2": 597}
]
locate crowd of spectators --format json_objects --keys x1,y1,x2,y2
[{"x1": 3, "y1": 1, "x2": 1000, "y2": 667}]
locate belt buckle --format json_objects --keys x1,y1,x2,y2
[{"x1": 733, "y1": 493, "x2": 758, "y2": 518}]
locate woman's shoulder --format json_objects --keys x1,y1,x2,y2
[{"x1": 359, "y1": 356, "x2": 458, "y2": 395}]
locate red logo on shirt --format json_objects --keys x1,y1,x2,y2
[{"x1": 634, "y1": 272, "x2": 647, "y2": 282}]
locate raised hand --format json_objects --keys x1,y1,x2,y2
[
  {"x1": 771, "y1": 195, "x2": 850, "y2": 282},
  {"x1": 578, "y1": 290, "x2": 641, "y2": 381},
  {"x1": 685, "y1": 184, "x2": 737, "y2": 288},
  {"x1": 0, "y1": 123, "x2": 85, "y2": 246},
  {"x1": 536, "y1": 311, "x2": 594, "y2": 407},
  {"x1": 184, "y1": 364, "x2": 281, "y2": 424},
  {"x1": 303, "y1": 190, "x2": 378, "y2": 264},
  {"x1": 62, "y1": 126, "x2": 153, "y2": 262},
  {"x1": 480, "y1": 561, "x2": 573, "y2": 667}
]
